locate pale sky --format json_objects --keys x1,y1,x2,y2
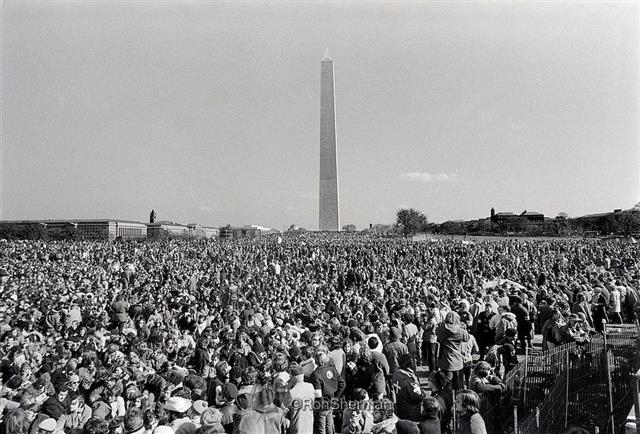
[{"x1": 2, "y1": 1, "x2": 638, "y2": 230}]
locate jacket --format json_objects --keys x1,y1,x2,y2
[
  {"x1": 234, "y1": 405, "x2": 287, "y2": 434},
  {"x1": 355, "y1": 352, "x2": 389, "y2": 397},
  {"x1": 435, "y1": 323, "x2": 469, "y2": 371},
  {"x1": 392, "y1": 368, "x2": 423, "y2": 422},
  {"x1": 342, "y1": 408, "x2": 374, "y2": 434},
  {"x1": 494, "y1": 313, "x2": 517, "y2": 344},
  {"x1": 287, "y1": 380, "x2": 315, "y2": 434},
  {"x1": 383, "y1": 340, "x2": 409, "y2": 374},
  {"x1": 310, "y1": 365, "x2": 345, "y2": 401},
  {"x1": 418, "y1": 411, "x2": 442, "y2": 434}
]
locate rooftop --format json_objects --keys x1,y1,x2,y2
[{"x1": 0, "y1": 219, "x2": 147, "y2": 225}]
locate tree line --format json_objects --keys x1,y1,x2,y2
[{"x1": 393, "y1": 207, "x2": 640, "y2": 238}]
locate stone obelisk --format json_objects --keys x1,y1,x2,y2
[{"x1": 319, "y1": 48, "x2": 340, "y2": 231}]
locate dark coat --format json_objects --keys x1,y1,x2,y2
[
  {"x1": 392, "y1": 368, "x2": 423, "y2": 422},
  {"x1": 418, "y1": 412, "x2": 442, "y2": 434},
  {"x1": 41, "y1": 395, "x2": 70, "y2": 420},
  {"x1": 383, "y1": 340, "x2": 409, "y2": 374},
  {"x1": 355, "y1": 352, "x2": 389, "y2": 397}
]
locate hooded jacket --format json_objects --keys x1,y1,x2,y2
[{"x1": 435, "y1": 323, "x2": 469, "y2": 371}]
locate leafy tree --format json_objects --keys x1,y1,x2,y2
[
  {"x1": 0, "y1": 224, "x2": 27, "y2": 240},
  {"x1": 396, "y1": 208, "x2": 428, "y2": 237},
  {"x1": 25, "y1": 224, "x2": 47, "y2": 240},
  {"x1": 620, "y1": 210, "x2": 640, "y2": 236},
  {"x1": 597, "y1": 215, "x2": 621, "y2": 235},
  {"x1": 342, "y1": 224, "x2": 357, "y2": 232},
  {"x1": 500, "y1": 218, "x2": 526, "y2": 233}
]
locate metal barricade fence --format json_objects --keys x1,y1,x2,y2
[{"x1": 468, "y1": 324, "x2": 640, "y2": 434}]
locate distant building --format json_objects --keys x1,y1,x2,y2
[
  {"x1": 187, "y1": 223, "x2": 219, "y2": 239},
  {"x1": 490, "y1": 208, "x2": 544, "y2": 224},
  {"x1": 0, "y1": 219, "x2": 147, "y2": 241},
  {"x1": 147, "y1": 221, "x2": 189, "y2": 238},
  {"x1": 490, "y1": 208, "x2": 519, "y2": 223},
  {"x1": 1, "y1": 217, "x2": 221, "y2": 241},
  {"x1": 219, "y1": 225, "x2": 277, "y2": 239},
  {"x1": 520, "y1": 210, "x2": 545, "y2": 223}
]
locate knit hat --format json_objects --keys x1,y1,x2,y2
[{"x1": 221, "y1": 383, "x2": 238, "y2": 401}]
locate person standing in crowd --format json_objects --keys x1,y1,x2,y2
[
  {"x1": 469, "y1": 361, "x2": 504, "y2": 397},
  {"x1": 391, "y1": 354, "x2": 423, "y2": 422},
  {"x1": 510, "y1": 296, "x2": 531, "y2": 354},
  {"x1": 218, "y1": 383, "x2": 239, "y2": 433},
  {"x1": 609, "y1": 285, "x2": 623, "y2": 324},
  {"x1": 459, "y1": 323, "x2": 479, "y2": 389},
  {"x1": 571, "y1": 293, "x2": 593, "y2": 329},
  {"x1": 404, "y1": 314, "x2": 421, "y2": 371},
  {"x1": 592, "y1": 287, "x2": 609, "y2": 332},
  {"x1": 455, "y1": 390, "x2": 487, "y2": 434},
  {"x1": 559, "y1": 314, "x2": 588, "y2": 345},
  {"x1": 418, "y1": 397, "x2": 442, "y2": 434},
  {"x1": 355, "y1": 340, "x2": 389, "y2": 401},
  {"x1": 235, "y1": 383, "x2": 288, "y2": 434},
  {"x1": 163, "y1": 396, "x2": 197, "y2": 434},
  {"x1": 421, "y1": 307, "x2": 439, "y2": 373},
  {"x1": 473, "y1": 304, "x2": 495, "y2": 359},
  {"x1": 383, "y1": 327, "x2": 408, "y2": 376},
  {"x1": 492, "y1": 306, "x2": 517, "y2": 346},
  {"x1": 435, "y1": 312, "x2": 468, "y2": 391},
  {"x1": 497, "y1": 329, "x2": 519, "y2": 377},
  {"x1": 287, "y1": 365, "x2": 315, "y2": 434},
  {"x1": 542, "y1": 309, "x2": 563, "y2": 351},
  {"x1": 310, "y1": 351, "x2": 345, "y2": 434}
]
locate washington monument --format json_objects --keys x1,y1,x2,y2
[{"x1": 319, "y1": 49, "x2": 340, "y2": 231}]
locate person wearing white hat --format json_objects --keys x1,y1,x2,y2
[
  {"x1": 37, "y1": 417, "x2": 57, "y2": 434},
  {"x1": 153, "y1": 426, "x2": 175, "y2": 434},
  {"x1": 163, "y1": 396, "x2": 196, "y2": 434}
]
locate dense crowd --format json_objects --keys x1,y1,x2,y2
[{"x1": 0, "y1": 234, "x2": 638, "y2": 434}]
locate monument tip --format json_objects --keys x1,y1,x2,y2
[{"x1": 322, "y1": 47, "x2": 331, "y2": 60}]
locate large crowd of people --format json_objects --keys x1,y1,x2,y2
[{"x1": 0, "y1": 234, "x2": 638, "y2": 434}]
